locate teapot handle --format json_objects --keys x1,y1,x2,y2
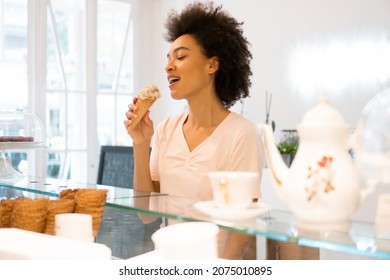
[{"x1": 348, "y1": 130, "x2": 358, "y2": 151}]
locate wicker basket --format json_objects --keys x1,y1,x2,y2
[
  {"x1": 43, "y1": 198, "x2": 75, "y2": 235},
  {"x1": 11, "y1": 198, "x2": 49, "y2": 233}
]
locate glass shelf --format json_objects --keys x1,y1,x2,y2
[
  {"x1": 0, "y1": 175, "x2": 161, "y2": 200},
  {"x1": 1, "y1": 176, "x2": 390, "y2": 259}
]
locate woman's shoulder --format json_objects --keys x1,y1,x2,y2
[{"x1": 227, "y1": 112, "x2": 258, "y2": 130}]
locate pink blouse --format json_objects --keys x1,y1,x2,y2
[{"x1": 150, "y1": 112, "x2": 265, "y2": 201}]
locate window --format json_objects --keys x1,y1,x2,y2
[
  {"x1": 96, "y1": 0, "x2": 134, "y2": 147},
  {"x1": 0, "y1": 0, "x2": 28, "y2": 177},
  {"x1": 46, "y1": 0, "x2": 135, "y2": 183},
  {"x1": 0, "y1": 0, "x2": 137, "y2": 184},
  {"x1": 0, "y1": 0, "x2": 28, "y2": 110}
]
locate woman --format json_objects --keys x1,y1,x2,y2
[{"x1": 125, "y1": 1, "x2": 264, "y2": 259}]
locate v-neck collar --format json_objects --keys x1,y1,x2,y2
[{"x1": 180, "y1": 112, "x2": 232, "y2": 154}]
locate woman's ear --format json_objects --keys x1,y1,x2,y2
[{"x1": 208, "y1": 56, "x2": 219, "y2": 74}]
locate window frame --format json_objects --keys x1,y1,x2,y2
[{"x1": 25, "y1": 0, "x2": 139, "y2": 183}]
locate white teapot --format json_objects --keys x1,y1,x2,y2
[{"x1": 261, "y1": 97, "x2": 376, "y2": 231}]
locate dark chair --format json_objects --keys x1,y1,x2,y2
[
  {"x1": 97, "y1": 145, "x2": 134, "y2": 189},
  {"x1": 95, "y1": 145, "x2": 161, "y2": 259}
]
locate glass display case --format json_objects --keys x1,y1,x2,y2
[
  {"x1": 0, "y1": 111, "x2": 46, "y2": 183},
  {"x1": 1, "y1": 176, "x2": 389, "y2": 260},
  {"x1": 355, "y1": 87, "x2": 390, "y2": 186}
]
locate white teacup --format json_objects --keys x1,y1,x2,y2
[
  {"x1": 151, "y1": 222, "x2": 219, "y2": 260},
  {"x1": 208, "y1": 171, "x2": 259, "y2": 208},
  {"x1": 55, "y1": 213, "x2": 94, "y2": 242}
]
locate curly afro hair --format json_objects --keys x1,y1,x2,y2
[{"x1": 164, "y1": 1, "x2": 252, "y2": 109}]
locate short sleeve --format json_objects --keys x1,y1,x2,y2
[{"x1": 230, "y1": 123, "x2": 265, "y2": 197}]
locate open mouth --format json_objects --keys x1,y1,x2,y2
[{"x1": 168, "y1": 76, "x2": 180, "y2": 85}]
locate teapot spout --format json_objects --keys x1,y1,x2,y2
[{"x1": 260, "y1": 124, "x2": 289, "y2": 186}]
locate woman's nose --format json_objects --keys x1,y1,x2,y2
[{"x1": 165, "y1": 60, "x2": 174, "y2": 72}]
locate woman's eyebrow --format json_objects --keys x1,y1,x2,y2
[{"x1": 166, "y1": 46, "x2": 190, "y2": 59}]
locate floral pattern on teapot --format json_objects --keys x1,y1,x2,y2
[{"x1": 305, "y1": 156, "x2": 335, "y2": 202}]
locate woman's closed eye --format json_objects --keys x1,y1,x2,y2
[{"x1": 166, "y1": 55, "x2": 186, "y2": 64}]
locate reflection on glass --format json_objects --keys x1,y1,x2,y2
[{"x1": 47, "y1": 152, "x2": 63, "y2": 179}]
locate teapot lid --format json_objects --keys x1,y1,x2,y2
[{"x1": 299, "y1": 96, "x2": 347, "y2": 128}]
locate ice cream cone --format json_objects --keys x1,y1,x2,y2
[
  {"x1": 127, "y1": 98, "x2": 157, "y2": 131},
  {"x1": 127, "y1": 85, "x2": 160, "y2": 132}
]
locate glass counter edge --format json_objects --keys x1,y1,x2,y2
[{"x1": 0, "y1": 180, "x2": 166, "y2": 199}]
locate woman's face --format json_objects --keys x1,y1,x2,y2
[{"x1": 165, "y1": 34, "x2": 218, "y2": 100}]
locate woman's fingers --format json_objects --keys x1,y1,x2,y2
[
  {"x1": 125, "y1": 98, "x2": 154, "y2": 135},
  {"x1": 142, "y1": 110, "x2": 153, "y2": 127}
]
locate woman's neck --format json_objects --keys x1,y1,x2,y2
[{"x1": 185, "y1": 93, "x2": 230, "y2": 128}]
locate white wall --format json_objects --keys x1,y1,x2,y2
[
  {"x1": 142, "y1": 0, "x2": 390, "y2": 140},
  {"x1": 136, "y1": 0, "x2": 390, "y2": 224}
]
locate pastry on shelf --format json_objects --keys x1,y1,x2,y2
[{"x1": 0, "y1": 136, "x2": 34, "y2": 142}]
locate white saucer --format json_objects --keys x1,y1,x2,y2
[
  {"x1": 193, "y1": 201, "x2": 270, "y2": 221},
  {"x1": 127, "y1": 250, "x2": 225, "y2": 260}
]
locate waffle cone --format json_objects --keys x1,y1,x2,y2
[
  {"x1": 59, "y1": 189, "x2": 78, "y2": 200},
  {"x1": 74, "y1": 189, "x2": 108, "y2": 237},
  {"x1": 11, "y1": 198, "x2": 48, "y2": 233},
  {"x1": 127, "y1": 98, "x2": 156, "y2": 131},
  {"x1": 0, "y1": 199, "x2": 17, "y2": 227},
  {"x1": 43, "y1": 199, "x2": 75, "y2": 235}
]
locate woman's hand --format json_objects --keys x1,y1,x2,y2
[{"x1": 124, "y1": 97, "x2": 154, "y2": 144}]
